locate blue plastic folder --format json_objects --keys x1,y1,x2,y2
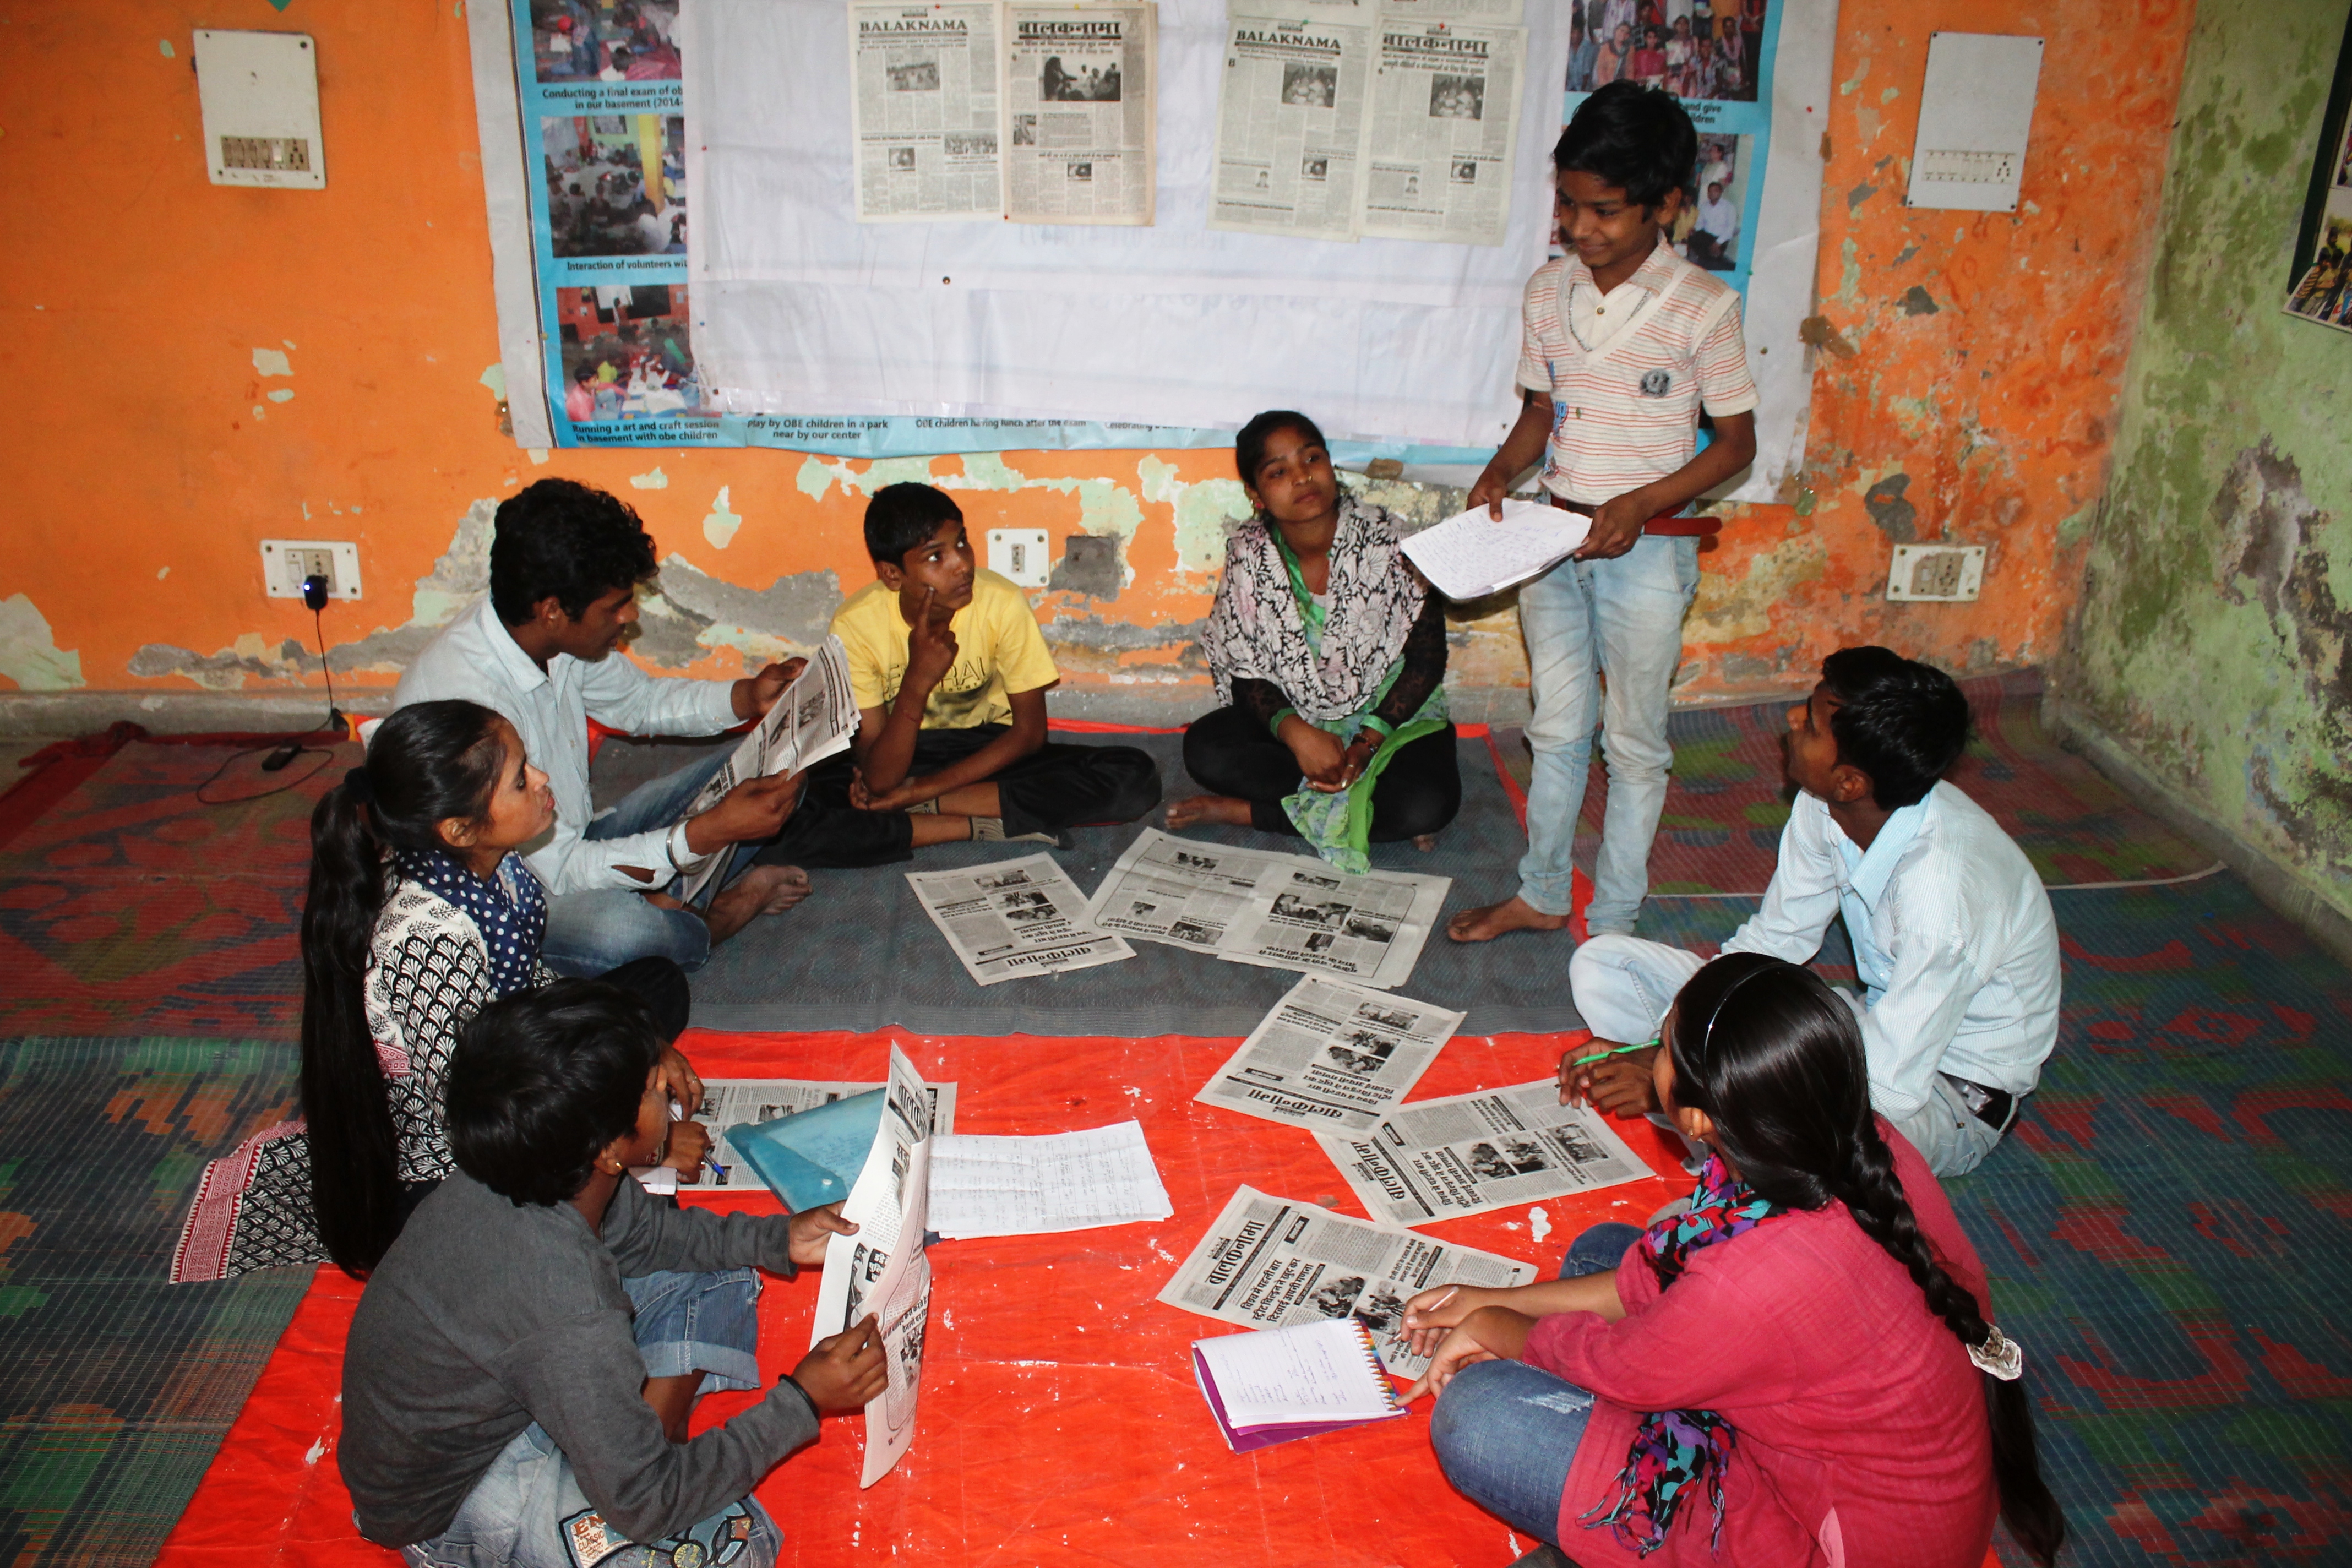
[{"x1": 726, "y1": 1090, "x2": 884, "y2": 1212}]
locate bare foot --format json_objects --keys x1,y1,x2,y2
[
  {"x1": 1446, "y1": 895, "x2": 1569, "y2": 944},
  {"x1": 1412, "y1": 833, "x2": 1439, "y2": 852},
  {"x1": 704, "y1": 864, "x2": 812, "y2": 943},
  {"x1": 1166, "y1": 794, "x2": 1254, "y2": 831}
]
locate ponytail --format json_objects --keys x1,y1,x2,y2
[
  {"x1": 1667, "y1": 953, "x2": 2066, "y2": 1566},
  {"x1": 300, "y1": 701, "x2": 506, "y2": 1275}
]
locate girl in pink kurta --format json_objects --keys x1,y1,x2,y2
[{"x1": 1403, "y1": 954, "x2": 2064, "y2": 1567}]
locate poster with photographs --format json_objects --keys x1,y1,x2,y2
[
  {"x1": 554, "y1": 285, "x2": 704, "y2": 426},
  {"x1": 2285, "y1": 75, "x2": 2352, "y2": 334},
  {"x1": 1564, "y1": 0, "x2": 1776, "y2": 288}
]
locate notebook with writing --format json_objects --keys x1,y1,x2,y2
[{"x1": 1191, "y1": 1316, "x2": 1407, "y2": 1452}]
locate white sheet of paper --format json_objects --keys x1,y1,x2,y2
[
  {"x1": 1196, "y1": 1318, "x2": 1399, "y2": 1427},
  {"x1": 927, "y1": 1120, "x2": 1173, "y2": 1239},
  {"x1": 1400, "y1": 498, "x2": 1591, "y2": 601}
]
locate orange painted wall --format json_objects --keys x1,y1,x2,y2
[{"x1": 1, "y1": 0, "x2": 2195, "y2": 707}]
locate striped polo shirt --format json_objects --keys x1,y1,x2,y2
[{"x1": 1515, "y1": 241, "x2": 1757, "y2": 505}]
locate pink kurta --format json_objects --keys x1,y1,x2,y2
[{"x1": 1525, "y1": 1125, "x2": 1999, "y2": 1567}]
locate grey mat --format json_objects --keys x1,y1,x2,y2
[{"x1": 682, "y1": 731, "x2": 1598, "y2": 1037}]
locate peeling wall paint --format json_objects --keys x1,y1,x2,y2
[
  {"x1": 0, "y1": 596, "x2": 85, "y2": 691},
  {"x1": 6, "y1": 1, "x2": 2193, "y2": 720},
  {"x1": 2067, "y1": 0, "x2": 2352, "y2": 924}
]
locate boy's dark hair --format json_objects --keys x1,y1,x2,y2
[
  {"x1": 446, "y1": 980, "x2": 665, "y2": 1207},
  {"x1": 1553, "y1": 80, "x2": 1697, "y2": 210},
  {"x1": 864, "y1": 482, "x2": 964, "y2": 567},
  {"x1": 1234, "y1": 409, "x2": 1330, "y2": 491},
  {"x1": 488, "y1": 478, "x2": 658, "y2": 625},
  {"x1": 1819, "y1": 646, "x2": 1970, "y2": 810}
]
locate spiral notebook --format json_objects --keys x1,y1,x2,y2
[{"x1": 1191, "y1": 1317, "x2": 1407, "y2": 1452}]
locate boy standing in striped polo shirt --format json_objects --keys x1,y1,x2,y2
[{"x1": 1450, "y1": 81, "x2": 1758, "y2": 946}]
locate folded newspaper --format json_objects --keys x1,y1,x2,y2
[
  {"x1": 928, "y1": 1120, "x2": 1172, "y2": 1238},
  {"x1": 810, "y1": 1045, "x2": 938, "y2": 1487},
  {"x1": 1084, "y1": 827, "x2": 1448, "y2": 990},
  {"x1": 674, "y1": 636, "x2": 862, "y2": 905},
  {"x1": 1158, "y1": 1184, "x2": 1536, "y2": 1378},
  {"x1": 1196, "y1": 976, "x2": 1462, "y2": 1134},
  {"x1": 1317, "y1": 1078, "x2": 1651, "y2": 1228},
  {"x1": 633, "y1": 1078, "x2": 960, "y2": 1197},
  {"x1": 907, "y1": 852, "x2": 1134, "y2": 984},
  {"x1": 1400, "y1": 498, "x2": 1591, "y2": 601}
]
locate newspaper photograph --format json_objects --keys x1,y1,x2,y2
[
  {"x1": 1359, "y1": 19, "x2": 1525, "y2": 246},
  {"x1": 1082, "y1": 827, "x2": 1449, "y2": 990},
  {"x1": 1318, "y1": 1078, "x2": 1652, "y2": 1228},
  {"x1": 848, "y1": 1, "x2": 1003, "y2": 221},
  {"x1": 647, "y1": 1077, "x2": 959, "y2": 1195},
  {"x1": 1157, "y1": 1184, "x2": 1536, "y2": 1378},
  {"x1": 907, "y1": 851, "x2": 1135, "y2": 984},
  {"x1": 1195, "y1": 976, "x2": 1462, "y2": 1133},
  {"x1": 1002, "y1": 1, "x2": 1156, "y2": 225},
  {"x1": 810, "y1": 1045, "x2": 937, "y2": 1487},
  {"x1": 674, "y1": 636, "x2": 862, "y2": 904},
  {"x1": 1208, "y1": 9, "x2": 1375, "y2": 242}
]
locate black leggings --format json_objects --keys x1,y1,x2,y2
[{"x1": 1182, "y1": 705, "x2": 1461, "y2": 842}]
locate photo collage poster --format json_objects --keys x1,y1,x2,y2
[
  {"x1": 1563, "y1": 0, "x2": 1783, "y2": 300},
  {"x1": 2285, "y1": 70, "x2": 2352, "y2": 335}
]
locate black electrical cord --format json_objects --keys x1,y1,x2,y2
[{"x1": 194, "y1": 576, "x2": 350, "y2": 805}]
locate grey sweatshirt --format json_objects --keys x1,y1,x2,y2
[{"x1": 339, "y1": 1170, "x2": 820, "y2": 1547}]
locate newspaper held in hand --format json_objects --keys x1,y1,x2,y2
[
  {"x1": 928, "y1": 1120, "x2": 1172, "y2": 1238},
  {"x1": 1084, "y1": 827, "x2": 1448, "y2": 990},
  {"x1": 1196, "y1": 976, "x2": 1462, "y2": 1134},
  {"x1": 1003, "y1": 2, "x2": 1157, "y2": 225},
  {"x1": 1400, "y1": 498, "x2": 1591, "y2": 601},
  {"x1": 1317, "y1": 1078, "x2": 1651, "y2": 1228},
  {"x1": 847, "y1": 1, "x2": 1003, "y2": 222},
  {"x1": 674, "y1": 637, "x2": 861, "y2": 906},
  {"x1": 1208, "y1": 9, "x2": 1376, "y2": 242},
  {"x1": 811, "y1": 1045, "x2": 937, "y2": 1487},
  {"x1": 906, "y1": 852, "x2": 1134, "y2": 985},
  {"x1": 1157, "y1": 1184, "x2": 1536, "y2": 1378},
  {"x1": 633, "y1": 1079, "x2": 959, "y2": 1195}
]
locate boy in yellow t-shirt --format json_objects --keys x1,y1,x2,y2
[{"x1": 755, "y1": 483, "x2": 1160, "y2": 867}]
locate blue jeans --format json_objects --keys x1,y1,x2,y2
[
  {"x1": 1514, "y1": 535, "x2": 1701, "y2": 932},
  {"x1": 542, "y1": 749, "x2": 760, "y2": 977},
  {"x1": 1430, "y1": 1222, "x2": 1641, "y2": 1545},
  {"x1": 400, "y1": 1268, "x2": 771, "y2": 1568}
]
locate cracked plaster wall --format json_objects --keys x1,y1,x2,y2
[
  {"x1": 2066, "y1": 0, "x2": 2352, "y2": 924},
  {"x1": 9, "y1": 0, "x2": 2192, "y2": 720}
]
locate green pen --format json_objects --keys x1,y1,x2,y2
[{"x1": 1567, "y1": 1037, "x2": 1660, "y2": 1070}]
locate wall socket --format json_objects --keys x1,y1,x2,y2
[
  {"x1": 259, "y1": 538, "x2": 363, "y2": 601},
  {"x1": 1886, "y1": 543, "x2": 1985, "y2": 602},
  {"x1": 986, "y1": 528, "x2": 1051, "y2": 588}
]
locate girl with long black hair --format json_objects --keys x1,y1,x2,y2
[
  {"x1": 172, "y1": 700, "x2": 701, "y2": 1282},
  {"x1": 1401, "y1": 952, "x2": 2064, "y2": 1567}
]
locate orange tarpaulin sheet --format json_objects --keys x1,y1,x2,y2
[{"x1": 155, "y1": 1025, "x2": 2008, "y2": 1567}]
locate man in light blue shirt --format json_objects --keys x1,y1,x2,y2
[
  {"x1": 393, "y1": 479, "x2": 810, "y2": 974},
  {"x1": 1562, "y1": 647, "x2": 2060, "y2": 1175}
]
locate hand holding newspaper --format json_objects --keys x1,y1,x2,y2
[
  {"x1": 674, "y1": 637, "x2": 861, "y2": 905},
  {"x1": 1400, "y1": 498, "x2": 1591, "y2": 601}
]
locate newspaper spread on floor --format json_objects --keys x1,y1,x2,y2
[
  {"x1": 633, "y1": 1078, "x2": 960, "y2": 1195},
  {"x1": 1002, "y1": 1, "x2": 1156, "y2": 225},
  {"x1": 674, "y1": 636, "x2": 862, "y2": 903},
  {"x1": 811, "y1": 1044, "x2": 936, "y2": 1487},
  {"x1": 928, "y1": 1120, "x2": 1172, "y2": 1238},
  {"x1": 1359, "y1": 17, "x2": 1525, "y2": 245},
  {"x1": 1318, "y1": 1077, "x2": 1651, "y2": 1227},
  {"x1": 907, "y1": 852, "x2": 1134, "y2": 984},
  {"x1": 1208, "y1": 8, "x2": 1375, "y2": 241},
  {"x1": 1083, "y1": 827, "x2": 1448, "y2": 990},
  {"x1": 847, "y1": 0, "x2": 1003, "y2": 221},
  {"x1": 1157, "y1": 1184, "x2": 1536, "y2": 1377},
  {"x1": 1195, "y1": 976, "x2": 1462, "y2": 1134}
]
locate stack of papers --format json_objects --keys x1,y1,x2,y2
[
  {"x1": 927, "y1": 1120, "x2": 1174, "y2": 1239},
  {"x1": 1400, "y1": 498, "x2": 1592, "y2": 601},
  {"x1": 1193, "y1": 1317, "x2": 1407, "y2": 1452}
]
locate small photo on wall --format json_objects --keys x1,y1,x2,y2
[
  {"x1": 2285, "y1": 210, "x2": 2352, "y2": 334},
  {"x1": 555, "y1": 285, "x2": 706, "y2": 422},
  {"x1": 1674, "y1": 132, "x2": 1752, "y2": 272},
  {"x1": 530, "y1": 0, "x2": 682, "y2": 83},
  {"x1": 542, "y1": 115, "x2": 687, "y2": 258},
  {"x1": 1568, "y1": 0, "x2": 1766, "y2": 105}
]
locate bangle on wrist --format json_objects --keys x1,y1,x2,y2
[{"x1": 1268, "y1": 706, "x2": 1299, "y2": 738}]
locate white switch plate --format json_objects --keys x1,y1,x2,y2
[
  {"x1": 194, "y1": 30, "x2": 326, "y2": 189},
  {"x1": 1887, "y1": 543, "x2": 1985, "y2": 602},
  {"x1": 1904, "y1": 32, "x2": 2041, "y2": 213},
  {"x1": 260, "y1": 538, "x2": 363, "y2": 601},
  {"x1": 987, "y1": 528, "x2": 1050, "y2": 588}
]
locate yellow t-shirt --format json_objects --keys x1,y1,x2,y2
[{"x1": 831, "y1": 569, "x2": 1060, "y2": 729}]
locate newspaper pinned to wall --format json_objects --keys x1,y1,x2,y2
[
  {"x1": 848, "y1": 1, "x2": 1004, "y2": 221},
  {"x1": 1158, "y1": 1184, "x2": 1536, "y2": 1377},
  {"x1": 1195, "y1": 976, "x2": 1462, "y2": 1133},
  {"x1": 674, "y1": 636, "x2": 861, "y2": 905},
  {"x1": 1003, "y1": 2, "x2": 1156, "y2": 225},
  {"x1": 672, "y1": 1079, "x2": 960, "y2": 1194},
  {"x1": 1084, "y1": 827, "x2": 1448, "y2": 990},
  {"x1": 907, "y1": 852, "x2": 1135, "y2": 985},
  {"x1": 1359, "y1": 16, "x2": 1525, "y2": 245},
  {"x1": 1318, "y1": 1078, "x2": 1652, "y2": 1228},
  {"x1": 811, "y1": 1044, "x2": 937, "y2": 1487},
  {"x1": 1209, "y1": 9, "x2": 1376, "y2": 241}
]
